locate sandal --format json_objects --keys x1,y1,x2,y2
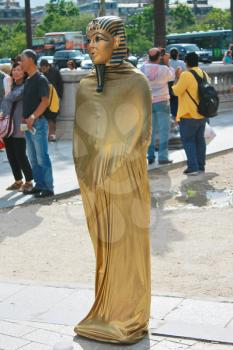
[
  {"x1": 6, "y1": 181, "x2": 23, "y2": 191},
  {"x1": 19, "y1": 181, "x2": 33, "y2": 193}
]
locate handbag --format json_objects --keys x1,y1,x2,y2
[
  {"x1": 0, "y1": 102, "x2": 16, "y2": 139},
  {"x1": 205, "y1": 123, "x2": 216, "y2": 145}
]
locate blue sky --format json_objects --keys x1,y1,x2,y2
[{"x1": 19, "y1": 0, "x2": 230, "y2": 9}]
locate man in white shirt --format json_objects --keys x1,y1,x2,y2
[{"x1": 140, "y1": 48, "x2": 175, "y2": 165}]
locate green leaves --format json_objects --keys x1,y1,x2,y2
[
  {"x1": 0, "y1": 22, "x2": 26, "y2": 57},
  {"x1": 35, "y1": 0, "x2": 93, "y2": 36}
]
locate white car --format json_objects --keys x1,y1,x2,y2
[{"x1": 80, "y1": 54, "x2": 93, "y2": 70}]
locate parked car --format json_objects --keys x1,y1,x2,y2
[
  {"x1": 80, "y1": 54, "x2": 93, "y2": 70},
  {"x1": 166, "y1": 44, "x2": 212, "y2": 63},
  {"x1": 37, "y1": 55, "x2": 54, "y2": 67},
  {"x1": 53, "y1": 50, "x2": 84, "y2": 69},
  {"x1": 0, "y1": 58, "x2": 11, "y2": 68}
]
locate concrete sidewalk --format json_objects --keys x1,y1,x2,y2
[
  {"x1": 0, "y1": 281, "x2": 232, "y2": 350},
  {"x1": 0, "y1": 110, "x2": 233, "y2": 209}
]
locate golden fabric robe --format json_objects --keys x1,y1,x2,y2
[{"x1": 73, "y1": 62, "x2": 152, "y2": 344}]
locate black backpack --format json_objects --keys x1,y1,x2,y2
[{"x1": 186, "y1": 69, "x2": 219, "y2": 118}]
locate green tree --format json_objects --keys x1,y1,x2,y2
[
  {"x1": 168, "y1": 3, "x2": 196, "y2": 33},
  {"x1": 35, "y1": 0, "x2": 93, "y2": 36},
  {"x1": 125, "y1": 6, "x2": 153, "y2": 55},
  {"x1": 0, "y1": 23, "x2": 26, "y2": 57},
  {"x1": 197, "y1": 8, "x2": 231, "y2": 30}
]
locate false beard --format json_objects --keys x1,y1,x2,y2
[{"x1": 95, "y1": 64, "x2": 106, "y2": 93}]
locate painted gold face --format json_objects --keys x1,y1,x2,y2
[{"x1": 87, "y1": 31, "x2": 119, "y2": 65}]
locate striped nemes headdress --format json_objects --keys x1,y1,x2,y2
[{"x1": 86, "y1": 16, "x2": 127, "y2": 66}]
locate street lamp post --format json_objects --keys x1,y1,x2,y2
[
  {"x1": 154, "y1": 0, "x2": 166, "y2": 47},
  {"x1": 25, "y1": 0, "x2": 32, "y2": 49}
]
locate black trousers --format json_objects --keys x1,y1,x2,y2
[{"x1": 4, "y1": 137, "x2": 33, "y2": 182}]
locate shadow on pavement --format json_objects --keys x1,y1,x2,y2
[
  {"x1": 0, "y1": 203, "x2": 43, "y2": 243},
  {"x1": 149, "y1": 168, "x2": 184, "y2": 257},
  {"x1": 73, "y1": 334, "x2": 151, "y2": 349}
]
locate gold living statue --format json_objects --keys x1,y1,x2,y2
[{"x1": 73, "y1": 16, "x2": 152, "y2": 344}]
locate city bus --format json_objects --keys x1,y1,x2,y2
[
  {"x1": 32, "y1": 37, "x2": 45, "y2": 55},
  {"x1": 166, "y1": 30, "x2": 232, "y2": 61},
  {"x1": 44, "y1": 32, "x2": 87, "y2": 55}
]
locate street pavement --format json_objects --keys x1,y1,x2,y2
[
  {"x1": 0, "y1": 281, "x2": 232, "y2": 350},
  {"x1": 1, "y1": 110, "x2": 233, "y2": 349},
  {"x1": 0, "y1": 110, "x2": 233, "y2": 209}
]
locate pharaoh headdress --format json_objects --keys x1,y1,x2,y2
[{"x1": 87, "y1": 16, "x2": 128, "y2": 92}]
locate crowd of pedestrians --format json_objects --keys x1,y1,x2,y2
[
  {"x1": 0, "y1": 49, "x2": 63, "y2": 197},
  {"x1": 140, "y1": 46, "x2": 213, "y2": 176},
  {"x1": 0, "y1": 41, "x2": 221, "y2": 197}
]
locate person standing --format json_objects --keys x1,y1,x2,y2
[
  {"x1": 140, "y1": 47, "x2": 175, "y2": 165},
  {"x1": 21, "y1": 49, "x2": 54, "y2": 198},
  {"x1": 39, "y1": 59, "x2": 63, "y2": 142},
  {"x1": 1, "y1": 62, "x2": 33, "y2": 192},
  {"x1": 172, "y1": 52, "x2": 206, "y2": 175},
  {"x1": 222, "y1": 50, "x2": 232, "y2": 65},
  {"x1": 169, "y1": 47, "x2": 186, "y2": 119},
  {"x1": 73, "y1": 16, "x2": 151, "y2": 344},
  {"x1": 0, "y1": 66, "x2": 12, "y2": 109}
]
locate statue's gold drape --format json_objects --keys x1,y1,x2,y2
[{"x1": 73, "y1": 62, "x2": 152, "y2": 344}]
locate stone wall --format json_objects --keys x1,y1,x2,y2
[{"x1": 57, "y1": 64, "x2": 233, "y2": 140}]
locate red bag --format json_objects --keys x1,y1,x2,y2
[{"x1": 0, "y1": 112, "x2": 14, "y2": 138}]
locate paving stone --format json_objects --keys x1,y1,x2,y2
[
  {"x1": 0, "y1": 320, "x2": 34, "y2": 337},
  {"x1": 150, "y1": 334, "x2": 196, "y2": 346},
  {"x1": 152, "y1": 321, "x2": 233, "y2": 344},
  {"x1": 151, "y1": 296, "x2": 183, "y2": 320},
  {"x1": 0, "y1": 283, "x2": 25, "y2": 302},
  {"x1": 0, "y1": 333, "x2": 29, "y2": 350},
  {"x1": 0, "y1": 285, "x2": 74, "y2": 321},
  {"x1": 35, "y1": 289, "x2": 94, "y2": 325},
  {"x1": 22, "y1": 329, "x2": 74, "y2": 346},
  {"x1": 18, "y1": 320, "x2": 75, "y2": 336},
  {"x1": 190, "y1": 342, "x2": 233, "y2": 349},
  {"x1": 151, "y1": 340, "x2": 190, "y2": 349},
  {"x1": 18, "y1": 343, "x2": 51, "y2": 350},
  {"x1": 164, "y1": 299, "x2": 233, "y2": 327}
]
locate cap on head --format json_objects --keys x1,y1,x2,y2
[{"x1": 21, "y1": 49, "x2": 37, "y2": 65}]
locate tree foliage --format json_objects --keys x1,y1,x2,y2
[
  {"x1": 0, "y1": 22, "x2": 26, "y2": 57},
  {"x1": 168, "y1": 3, "x2": 196, "y2": 32},
  {"x1": 125, "y1": 6, "x2": 153, "y2": 55},
  {"x1": 125, "y1": 4, "x2": 232, "y2": 55},
  {"x1": 35, "y1": 0, "x2": 93, "y2": 36},
  {"x1": 197, "y1": 8, "x2": 231, "y2": 31}
]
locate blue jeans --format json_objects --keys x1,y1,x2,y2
[
  {"x1": 25, "y1": 117, "x2": 54, "y2": 191},
  {"x1": 148, "y1": 101, "x2": 171, "y2": 161},
  {"x1": 179, "y1": 118, "x2": 206, "y2": 172}
]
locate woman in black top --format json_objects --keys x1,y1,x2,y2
[{"x1": 1, "y1": 62, "x2": 33, "y2": 193}]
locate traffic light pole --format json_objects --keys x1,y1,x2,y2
[{"x1": 25, "y1": 0, "x2": 32, "y2": 49}]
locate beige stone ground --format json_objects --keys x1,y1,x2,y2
[{"x1": 0, "y1": 151, "x2": 233, "y2": 300}]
